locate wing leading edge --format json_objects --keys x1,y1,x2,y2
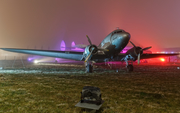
[{"x1": 1, "y1": 48, "x2": 84, "y2": 61}]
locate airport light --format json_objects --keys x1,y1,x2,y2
[
  {"x1": 71, "y1": 41, "x2": 75, "y2": 47},
  {"x1": 71, "y1": 41, "x2": 84, "y2": 51},
  {"x1": 60, "y1": 40, "x2": 66, "y2": 51},
  {"x1": 160, "y1": 58, "x2": 165, "y2": 62},
  {"x1": 28, "y1": 58, "x2": 32, "y2": 61},
  {"x1": 34, "y1": 60, "x2": 39, "y2": 64}
]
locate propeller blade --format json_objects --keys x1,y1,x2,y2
[
  {"x1": 98, "y1": 48, "x2": 109, "y2": 51},
  {"x1": 84, "y1": 53, "x2": 91, "y2": 62},
  {"x1": 72, "y1": 44, "x2": 87, "y2": 48},
  {"x1": 86, "y1": 35, "x2": 92, "y2": 45},
  {"x1": 130, "y1": 41, "x2": 136, "y2": 47},
  {"x1": 137, "y1": 53, "x2": 140, "y2": 65},
  {"x1": 142, "y1": 46, "x2": 152, "y2": 51},
  {"x1": 85, "y1": 52, "x2": 93, "y2": 62},
  {"x1": 84, "y1": 48, "x2": 94, "y2": 62}
]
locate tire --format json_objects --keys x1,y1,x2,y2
[
  {"x1": 127, "y1": 64, "x2": 133, "y2": 72},
  {"x1": 86, "y1": 64, "x2": 93, "y2": 73}
]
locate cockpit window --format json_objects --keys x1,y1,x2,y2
[
  {"x1": 116, "y1": 30, "x2": 124, "y2": 33},
  {"x1": 113, "y1": 30, "x2": 124, "y2": 34},
  {"x1": 111, "y1": 29, "x2": 125, "y2": 36}
]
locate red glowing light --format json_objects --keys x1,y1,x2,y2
[{"x1": 160, "y1": 58, "x2": 165, "y2": 62}]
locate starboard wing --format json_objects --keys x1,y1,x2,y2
[
  {"x1": 1, "y1": 48, "x2": 84, "y2": 61},
  {"x1": 140, "y1": 53, "x2": 179, "y2": 59}
]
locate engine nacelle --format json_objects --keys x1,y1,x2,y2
[
  {"x1": 134, "y1": 46, "x2": 143, "y2": 56},
  {"x1": 84, "y1": 45, "x2": 98, "y2": 56},
  {"x1": 125, "y1": 46, "x2": 143, "y2": 61}
]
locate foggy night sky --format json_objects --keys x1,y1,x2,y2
[{"x1": 0, "y1": 0, "x2": 180, "y2": 51}]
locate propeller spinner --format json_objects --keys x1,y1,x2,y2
[{"x1": 84, "y1": 35, "x2": 108, "y2": 62}]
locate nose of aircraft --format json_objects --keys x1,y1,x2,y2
[
  {"x1": 116, "y1": 32, "x2": 131, "y2": 43},
  {"x1": 121, "y1": 32, "x2": 131, "y2": 40},
  {"x1": 111, "y1": 32, "x2": 131, "y2": 50}
]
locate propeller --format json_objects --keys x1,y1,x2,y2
[
  {"x1": 130, "y1": 41, "x2": 152, "y2": 64},
  {"x1": 85, "y1": 48, "x2": 94, "y2": 62},
  {"x1": 84, "y1": 35, "x2": 109, "y2": 62},
  {"x1": 137, "y1": 53, "x2": 140, "y2": 64},
  {"x1": 142, "y1": 46, "x2": 152, "y2": 51},
  {"x1": 130, "y1": 41, "x2": 136, "y2": 48},
  {"x1": 72, "y1": 44, "x2": 87, "y2": 49},
  {"x1": 86, "y1": 35, "x2": 92, "y2": 45}
]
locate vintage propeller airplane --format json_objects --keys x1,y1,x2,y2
[{"x1": 1, "y1": 28, "x2": 178, "y2": 73}]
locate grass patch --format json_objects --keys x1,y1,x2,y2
[{"x1": 0, "y1": 64, "x2": 180, "y2": 112}]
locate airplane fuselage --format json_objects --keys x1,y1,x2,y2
[{"x1": 98, "y1": 29, "x2": 130, "y2": 59}]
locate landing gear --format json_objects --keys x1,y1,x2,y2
[
  {"x1": 126, "y1": 61, "x2": 134, "y2": 72},
  {"x1": 86, "y1": 62, "x2": 93, "y2": 73},
  {"x1": 126, "y1": 64, "x2": 133, "y2": 72}
]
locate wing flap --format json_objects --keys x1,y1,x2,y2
[{"x1": 1, "y1": 48, "x2": 84, "y2": 61}]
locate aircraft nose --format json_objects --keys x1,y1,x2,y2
[
  {"x1": 111, "y1": 31, "x2": 131, "y2": 44},
  {"x1": 111, "y1": 32, "x2": 131, "y2": 49},
  {"x1": 122, "y1": 32, "x2": 131, "y2": 40}
]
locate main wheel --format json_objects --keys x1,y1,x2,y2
[
  {"x1": 126, "y1": 64, "x2": 133, "y2": 72},
  {"x1": 86, "y1": 64, "x2": 93, "y2": 73}
]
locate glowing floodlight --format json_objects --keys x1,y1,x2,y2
[
  {"x1": 160, "y1": 58, "x2": 165, "y2": 62},
  {"x1": 71, "y1": 41, "x2": 84, "y2": 51},
  {"x1": 28, "y1": 58, "x2": 32, "y2": 61},
  {"x1": 60, "y1": 40, "x2": 66, "y2": 51},
  {"x1": 71, "y1": 41, "x2": 75, "y2": 47},
  {"x1": 34, "y1": 60, "x2": 39, "y2": 64}
]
